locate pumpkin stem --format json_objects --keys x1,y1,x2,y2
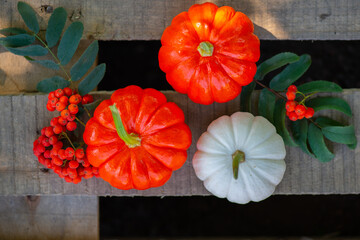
[
  {"x1": 197, "y1": 41, "x2": 214, "y2": 57},
  {"x1": 232, "y1": 150, "x2": 245, "y2": 180},
  {"x1": 109, "y1": 104, "x2": 141, "y2": 148}
]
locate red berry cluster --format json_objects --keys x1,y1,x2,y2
[
  {"x1": 46, "y1": 87, "x2": 93, "y2": 132},
  {"x1": 285, "y1": 85, "x2": 315, "y2": 121},
  {"x1": 34, "y1": 87, "x2": 97, "y2": 184},
  {"x1": 33, "y1": 126, "x2": 99, "y2": 183}
]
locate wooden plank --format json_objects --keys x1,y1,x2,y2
[
  {"x1": 0, "y1": 195, "x2": 99, "y2": 240},
  {"x1": 0, "y1": 90, "x2": 359, "y2": 196},
  {"x1": 0, "y1": 40, "x2": 96, "y2": 94},
  {"x1": 0, "y1": 0, "x2": 359, "y2": 40}
]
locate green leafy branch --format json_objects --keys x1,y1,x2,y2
[
  {"x1": 0, "y1": 1, "x2": 105, "y2": 96},
  {"x1": 241, "y1": 52, "x2": 357, "y2": 163}
]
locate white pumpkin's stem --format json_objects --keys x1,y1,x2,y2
[
  {"x1": 232, "y1": 150, "x2": 245, "y2": 180},
  {"x1": 109, "y1": 104, "x2": 141, "y2": 148}
]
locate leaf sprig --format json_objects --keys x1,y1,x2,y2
[
  {"x1": 0, "y1": 1, "x2": 105, "y2": 95},
  {"x1": 241, "y1": 52, "x2": 357, "y2": 163}
]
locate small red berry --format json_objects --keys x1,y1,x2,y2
[
  {"x1": 68, "y1": 104, "x2": 79, "y2": 115},
  {"x1": 82, "y1": 158, "x2": 90, "y2": 167},
  {"x1": 82, "y1": 94, "x2": 94, "y2": 104},
  {"x1": 59, "y1": 96, "x2": 68, "y2": 105},
  {"x1": 44, "y1": 126, "x2": 54, "y2": 137},
  {"x1": 61, "y1": 109, "x2": 70, "y2": 119},
  {"x1": 69, "y1": 94, "x2": 82, "y2": 105},
  {"x1": 63, "y1": 87, "x2": 72, "y2": 96},
  {"x1": 285, "y1": 100, "x2": 297, "y2": 112},
  {"x1": 77, "y1": 166, "x2": 85, "y2": 176},
  {"x1": 55, "y1": 102, "x2": 66, "y2": 112},
  {"x1": 58, "y1": 117, "x2": 68, "y2": 126},
  {"x1": 53, "y1": 165, "x2": 62, "y2": 174},
  {"x1": 41, "y1": 127, "x2": 47, "y2": 136},
  {"x1": 67, "y1": 114, "x2": 76, "y2": 122},
  {"x1": 304, "y1": 107, "x2": 315, "y2": 119},
  {"x1": 53, "y1": 124, "x2": 63, "y2": 134},
  {"x1": 72, "y1": 177, "x2": 81, "y2": 184},
  {"x1": 54, "y1": 89, "x2": 64, "y2": 98},
  {"x1": 288, "y1": 112, "x2": 298, "y2": 121},
  {"x1": 44, "y1": 150, "x2": 51, "y2": 159},
  {"x1": 38, "y1": 155, "x2": 46, "y2": 165},
  {"x1": 83, "y1": 174, "x2": 93, "y2": 179},
  {"x1": 69, "y1": 160, "x2": 79, "y2": 169},
  {"x1": 67, "y1": 168, "x2": 78, "y2": 178},
  {"x1": 50, "y1": 148, "x2": 59, "y2": 157},
  {"x1": 33, "y1": 138, "x2": 41, "y2": 147},
  {"x1": 61, "y1": 168, "x2": 68, "y2": 176},
  {"x1": 288, "y1": 85, "x2": 297, "y2": 92},
  {"x1": 49, "y1": 135, "x2": 58, "y2": 145},
  {"x1": 45, "y1": 159, "x2": 52, "y2": 168},
  {"x1": 50, "y1": 97, "x2": 58, "y2": 107},
  {"x1": 75, "y1": 149, "x2": 85, "y2": 159},
  {"x1": 36, "y1": 143, "x2": 45, "y2": 153},
  {"x1": 92, "y1": 167, "x2": 99, "y2": 175},
  {"x1": 295, "y1": 105, "x2": 307, "y2": 116},
  {"x1": 64, "y1": 176, "x2": 72, "y2": 182},
  {"x1": 48, "y1": 91, "x2": 56, "y2": 100},
  {"x1": 286, "y1": 91, "x2": 296, "y2": 100},
  {"x1": 50, "y1": 117, "x2": 59, "y2": 127},
  {"x1": 53, "y1": 141, "x2": 63, "y2": 150},
  {"x1": 58, "y1": 149, "x2": 67, "y2": 160},
  {"x1": 65, "y1": 147, "x2": 75, "y2": 158},
  {"x1": 52, "y1": 156, "x2": 63, "y2": 166},
  {"x1": 46, "y1": 103, "x2": 56, "y2": 111},
  {"x1": 41, "y1": 137, "x2": 51, "y2": 147},
  {"x1": 66, "y1": 121, "x2": 77, "y2": 131}
]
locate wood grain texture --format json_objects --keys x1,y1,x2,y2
[
  {"x1": 0, "y1": 0, "x2": 359, "y2": 40},
  {"x1": 0, "y1": 90, "x2": 359, "y2": 196},
  {"x1": 0, "y1": 40, "x2": 96, "y2": 94},
  {"x1": 0, "y1": 195, "x2": 99, "y2": 240}
]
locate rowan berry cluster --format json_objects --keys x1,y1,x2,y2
[
  {"x1": 46, "y1": 87, "x2": 93, "y2": 132},
  {"x1": 33, "y1": 87, "x2": 97, "y2": 184},
  {"x1": 33, "y1": 126, "x2": 99, "y2": 183},
  {"x1": 285, "y1": 85, "x2": 315, "y2": 121}
]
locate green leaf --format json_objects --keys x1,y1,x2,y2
[
  {"x1": 297, "y1": 80, "x2": 342, "y2": 94},
  {"x1": 315, "y1": 116, "x2": 342, "y2": 128},
  {"x1": 0, "y1": 34, "x2": 34, "y2": 47},
  {"x1": 254, "y1": 52, "x2": 299, "y2": 81},
  {"x1": 78, "y1": 63, "x2": 106, "y2": 96},
  {"x1": 5, "y1": 45, "x2": 48, "y2": 56},
  {"x1": 290, "y1": 119, "x2": 314, "y2": 157},
  {"x1": 46, "y1": 7, "x2": 67, "y2": 48},
  {"x1": 306, "y1": 96, "x2": 352, "y2": 116},
  {"x1": 71, "y1": 41, "x2": 99, "y2": 81},
  {"x1": 308, "y1": 123, "x2": 335, "y2": 162},
  {"x1": 0, "y1": 27, "x2": 27, "y2": 36},
  {"x1": 17, "y1": 2, "x2": 39, "y2": 34},
  {"x1": 240, "y1": 81, "x2": 255, "y2": 112},
  {"x1": 57, "y1": 22, "x2": 84, "y2": 65},
  {"x1": 269, "y1": 54, "x2": 311, "y2": 91},
  {"x1": 316, "y1": 117, "x2": 357, "y2": 149},
  {"x1": 273, "y1": 99, "x2": 298, "y2": 147},
  {"x1": 83, "y1": 99, "x2": 101, "y2": 112},
  {"x1": 258, "y1": 88, "x2": 276, "y2": 124},
  {"x1": 25, "y1": 57, "x2": 59, "y2": 70},
  {"x1": 36, "y1": 76, "x2": 70, "y2": 93},
  {"x1": 322, "y1": 125, "x2": 356, "y2": 145}
]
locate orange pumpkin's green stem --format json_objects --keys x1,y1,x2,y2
[
  {"x1": 197, "y1": 41, "x2": 214, "y2": 57},
  {"x1": 232, "y1": 150, "x2": 245, "y2": 180},
  {"x1": 109, "y1": 104, "x2": 141, "y2": 148}
]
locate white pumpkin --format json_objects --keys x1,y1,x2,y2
[{"x1": 192, "y1": 112, "x2": 286, "y2": 204}]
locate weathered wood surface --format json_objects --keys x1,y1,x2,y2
[
  {"x1": 0, "y1": 195, "x2": 98, "y2": 240},
  {"x1": 0, "y1": 40, "x2": 96, "y2": 94},
  {"x1": 1, "y1": 0, "x2": 359, "y2": 40},
  {"x1": 0, "y1": 90, "x2": 359, "y2": 196}
]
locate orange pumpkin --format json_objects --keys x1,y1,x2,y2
[{"x1": 159, "y1": 2, "x2": 260, "y2": 105}]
